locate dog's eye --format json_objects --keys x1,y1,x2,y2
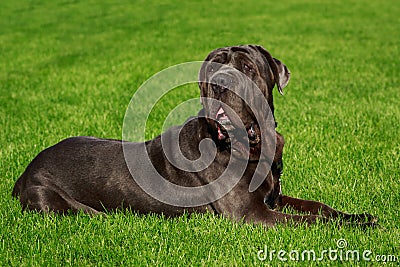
[{"x1": 243, "y1": 63, "x2": 253, "y2": 73}]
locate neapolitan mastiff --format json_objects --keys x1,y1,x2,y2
[{"x1": 12, "y1": 45, "x2": 376, "y2": 226}]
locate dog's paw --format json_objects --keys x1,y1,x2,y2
[
  {"x1": 343, "y1": 213, "x2": 379, "y2": 229},
  {"x1": 358, "y1": 213, "x2": 378, "y2": 224},
  {"x1": 347, "y1": 212, "x2": 377, "y2": 224}
]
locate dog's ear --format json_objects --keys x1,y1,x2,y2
[
  {"x1": 253, "y1": 45, "x2": 290, "y2": 95},
  {"x1": 272, "y1": 57, "x2": 290, "y2": 95}
]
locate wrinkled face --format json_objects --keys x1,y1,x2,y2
[{"x1": 199, "y1": 45, "x2": 283, "y2": 160}]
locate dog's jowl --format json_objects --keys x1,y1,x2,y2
[{"x1": 12, "y1": 45, "x2": 376, "y2": 227}]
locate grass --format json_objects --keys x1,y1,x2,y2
[{"x1": 1, "y1": 0, "x2": 399, "y2": 266}]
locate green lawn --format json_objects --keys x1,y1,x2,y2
[{"x1": 1, "y1": 0, "x2": 399, "y2": 266}]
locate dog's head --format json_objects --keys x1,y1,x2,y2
[{"x1": 198, "y1": 45, "x2": 290, "y2": 160}]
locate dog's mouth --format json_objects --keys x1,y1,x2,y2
[
  {"x1": 215, "y1": 107, "x2": 261, "y2": 154},
  {"x1": 216, "y1": 107, "x2": 233, "y2": 141}
]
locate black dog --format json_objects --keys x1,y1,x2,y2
[{"x1": 12, "y1": 45, "x2": 376, "y2": 226}]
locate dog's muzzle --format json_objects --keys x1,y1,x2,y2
[
  {"x1": 210, "y1": 73, "x2": 233, "y2": 94},
  {"x1": 215, "y1": 106, "x2": 261, "y2": 147}
]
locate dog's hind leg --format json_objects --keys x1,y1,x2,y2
[{"x1": 19, "y1": 185, "x2": 100, "y2": 215}]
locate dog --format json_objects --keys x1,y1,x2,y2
[{"x1": 12, "y1": 45, "x2": 376, "y2": 227}]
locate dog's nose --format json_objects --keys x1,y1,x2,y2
[{"x1": 211, "y1": 75, "x2": 230, "y2": 93}]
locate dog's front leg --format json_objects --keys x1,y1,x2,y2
[
  {"x1": 278, "y1": 195, "x2": 345, "y2": 218},
  {"x1": 241, "y1": 202, "x2": 328, "y2": 227},
  {"x1": 277, "y1": 195, "x2": 377, "y2": 225}
]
